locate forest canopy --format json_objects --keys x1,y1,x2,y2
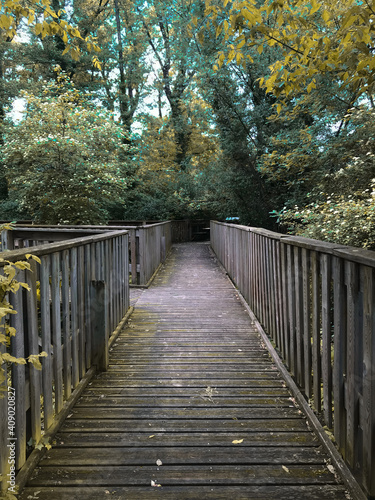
[{"x1": 1, "y1": 0, "x2": 375, "y2": 248}]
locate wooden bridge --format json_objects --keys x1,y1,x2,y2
[{"x1": 0, "y1": 222, "x2": 374, "y2": 499}]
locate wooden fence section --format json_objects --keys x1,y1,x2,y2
[
  {"x1": 0, "y1": 229, "x2": 130, "y2": 493},
  {"x1": 211, "y1": 221, "x2": 375, "y2": 499},
  {"x1": 1, "y1": 222, "x2": 172, "y2": 286}
]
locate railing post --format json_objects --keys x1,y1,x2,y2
[
  {"x1": 90, "y1": 280, "x2": 108, "y2": 372},
  {"x1": 1, "y1": 229, "x2": 14, "y2": 251},
  {"x1": 161, "y1": 235, "x2": 166, "y2": 262}
]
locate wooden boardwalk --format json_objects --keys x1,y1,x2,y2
[{"x1": 20, "y1": 243, "x2": 350, "y2": 499}]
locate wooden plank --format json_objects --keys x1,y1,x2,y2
[
  {"x1": 40, "y1": 256, "x2": 54, "y2": 429},
  {"x1": 37, "y1": 446, "x2": 330, "y2": 466},
  {"x1": 138, "y1": 228, "x2": 146, "y2": 285},
  {"x1": 130, "y1": 229, "x2": 137, "y2": 284},
  {"x1": 294, "y1": 246, "x2": 304, "y2": 387},
  {"x1": 53, "y1": 431, "x2": 318, "y2": 447},
  {"x1": 321, "y1": 254, "x2": 332, "y2": 428},
  {"x1": 311, "y1": 251, "x2": 321, "y2": 413},
  {"x1": 302, "y1": 248, "x2": 312, "y2": 398},
  {"x1": 10, "y1": 270, "x2": 27, "y2": 470},
  {"x1": 25, "y1": 259, "x2": 42, "y2": 445},
  {"x1": 20, "y1": 485, "x2": 349, "y2": 500},
  {"x1": 362, "y1": 265, "x2": 375, "y2": 497},
  {"x1": 28, "y1": 464, "x2": 337, "y2": 486},
  {"x1": 280, "y1": 242, "x2": 288, "y2": 359},
  {"x1": 62, "y1": 418, "x2": 311, "y2": 433},
  {"x1": 78, "y1": 245, "x2": 86, "y2": 378},
  {"x1": 62, "y1": 249, "x2": 72, "y2": 399},
  {"x1": 70, "y1": 248, "x2": 79, "y2": 389},
  {"x1": 84, "y1": 245, "x2": 92, "y2": 370},
  {"x1": 90, "y1": 281, "x2": 108, "y2": 372},
  {"x1": 51, "y1": 252, "x2": 64, "y2": 414},
  {"x1": 344, "y1": 261, "x2": 359, "y2": 468},
  {"x1": 287, "y1": 245, "x2": 296, "y2": 374},
  {"x1": 333, "y1": 256, "x2": 346, "y2": 455}
]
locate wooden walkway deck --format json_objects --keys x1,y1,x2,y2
[{"x1": 20, "y1": 243, "x2": 350, "y2": 499}]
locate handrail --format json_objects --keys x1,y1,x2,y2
[
  {"x1": 0, "y1": 229, "x2": 130, "y2": 493},
  {"x1": 210, "y1": 220, "x2": 375, "y2": 498},
  {"x1": 1, "y1": 221, "x2": 173, "y2": 286}
]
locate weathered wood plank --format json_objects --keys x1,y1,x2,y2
[
  {"x1": 20, "y1": 485, "x2": 349, "y2": 500},
  {"x1": 40, "y1": 256, "x2": 54, "y2": 429},
  {"x1": 60, "y1": 418, "x2": 309, "y2": 432},
  {"x1": 62, "y1": 249, "x2": 72, "y2": 399},
  {"x1": 362, "y1": 265, "x2": 375, "y2": 496},
  {"x1": 51, "y1": 252, "x2": 64, "y2": 414},
  {"x1": 311, "y1": 251, "x2": 321, "y2": 413},
  {"x1": 65, "y1": 406, "x2": 305, "y2": 419},
  {"x1": 28, "y1": 464, "x2": 337, "y2": 486},
  {"x1": 39, "y1": 445, "x2": 330, "y2": 466},
  {"x1": 321, "y1": 254, "x2": 333, "y2": 428},
  {"x1": 25, "y1": 259, "x2": 42, "y2": 445}
]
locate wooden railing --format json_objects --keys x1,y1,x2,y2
[
  {"x1": 0, "y1": 229, "x2": 130, "y2": 492},
  {"x1": 1, "y1": 221, "x2": 172, "y2": 286},
  {"x1": 211, "y1": 221, "x2": 375, "y2": 499}
]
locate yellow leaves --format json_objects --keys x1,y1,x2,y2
[
  {"x1": 232, "y1": 439, "x2": 244, "y2": 444},
  {"x1": 309, "y1": 0, "x2": 321, "y2": 16},
  {"x1": 92, "y1": 56, "x2": 102, "y2": 70},
  {"x1": 237, "y1": 37, "x2": 246, "y2": 49},
  {"x1": 0, "y1": 14, "x2": 12, "y2": 30},
  {"x1": 357, "y1": 59, "x2": 368, "y2": 72},
  {"x1": 1, "y1": 353, "x2": 26, "y2": 365},
  {"x1": 322, "y1": 10, "x2": 330, "y2": 22},
  {"x1": 241, "y1": 7, "x2": 261, "y2": 26},
  {"x1": 26, "y1": 254, "x2": 41, "y2": 264},
  {"x1": 28, "y1": 351, "x2": 48, "y2": 370},
  {"x1": 306, "y1": 79, "x2": 316, "y2": 93}
]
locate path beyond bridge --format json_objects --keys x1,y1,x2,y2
[{"x1": 20, "y1": 243, "x2": 350, "y2": 499}]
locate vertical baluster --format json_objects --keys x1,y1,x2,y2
[
  {"x1": 321, "y1": 254, "x2": 333, "y2": 428},
  {"x1": 51, "y1": 252, "x2": 63, "y2": 414},
  {"x1": 70, "y1": 248, "x2": 79, "y2": 389},
  {"x1": 311, "y1": 251, "x2": 321, "y2": 413},
  {"x1": 9, "y1": 270, "x2": 26, "y2": 469},
  {"x1": 61, "y1": 249, "x2": 71, "y2": 399},
  {"x1": 302, "y1": 248, "x2": 312, "y2": 399},
  {"x1": 40, "y1": 256, "x2": 54, "y2": 429}
]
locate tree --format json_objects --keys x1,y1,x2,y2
[
  {"x1": 137, "y1": 0, "x2": 202, "y2": 170},
  {"x1": 3, "y1": 71, "x2": 129, "y2": 224},
  {"x1": 206, "y1": 0, "x2": 375, "y2": 105}
]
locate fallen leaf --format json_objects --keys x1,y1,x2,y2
[
  {"x1": 151, "y1": 480, "x2": 162, "y2": 487},
  {"x1": 282, "y1": 465, "x2": 290, "y2": 473},
  {"x1": 327, "y1": 464, "x2": 335, "y2": 474},
  {"x1": 232, "y1": 439, "x2": 244, "y2": 444},
  {"x1": 148, "y1": 435, "x2": 155, "y2": 439},
  {"x1": 156, "y1": 459, "x2": 163, "y2": 466}
]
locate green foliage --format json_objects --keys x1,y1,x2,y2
[
  {"x1": 280, "y1": 184, "x2": 375, "y2": 249},
  {"x1": 3, "y1": 71, "x2": 129, "y2": 224}
]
